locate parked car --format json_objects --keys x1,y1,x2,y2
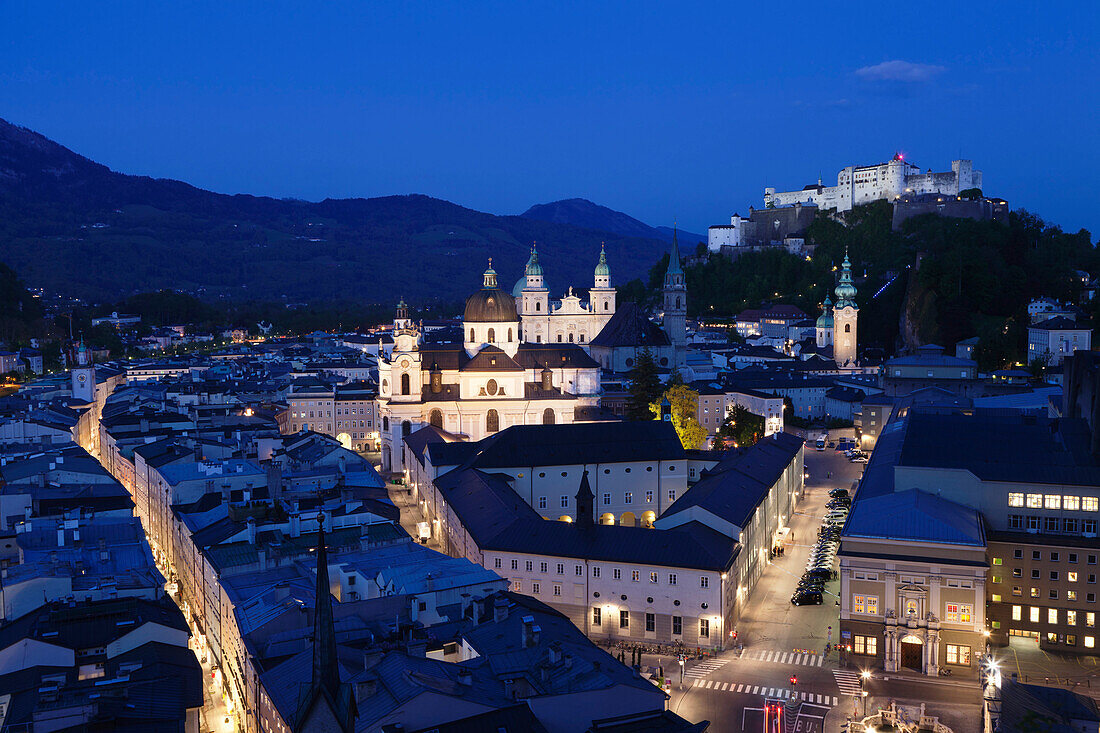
[
  {"x1": 851, "y1": 456, "x2": 869, "y2": 464},
  {"x1": 792, "y1": 591, "x2": 824, "y2": 606},
  {"x1": 829, "y1": 488, "x2": 849, "y2": 499}
]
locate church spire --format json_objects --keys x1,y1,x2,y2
[
  {"x1": 665, "y1": 227, "x2": 684, "y2": 282},
  {"x1": 311, "y1": 513, "x2": 340, "y2": 698},
  {"x1": 575, "y1": 470, "x2": 594, "y2": 528}
]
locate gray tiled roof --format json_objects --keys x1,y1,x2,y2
[{"x1": 843, "y1": 489, "x2": 985, "y2": 546}]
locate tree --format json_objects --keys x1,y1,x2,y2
[
  {"x1": 626, "y1": 348, "x2": 663, "y2": 420},
  {"x1": 650, "y1": 384, "x2": 707, "y2": 450},
  {"x1": 715, "y1": 405, "x2": 765, "y2": 450}
]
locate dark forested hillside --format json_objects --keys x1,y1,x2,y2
[{"x1": 0, "y1": 119, "x2": 672, "y2": 303}]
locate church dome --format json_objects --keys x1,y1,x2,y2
[
  {"x1": 465, "y1": 260, "x2": 520, "y2": 323},
  {"x1": 594, "y1": 244, "x2": 610, "y2": 278},
  {"x1": 512, "y1": 276, "x2": 527, "y2": 298},
  {"x1": 834, "y1": 251, "x2": 858, "y2": 307},
  {"x1": 816, "y1": 296, "x2": 833, "y2": 328}
]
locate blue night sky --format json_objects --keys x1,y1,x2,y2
[{"x1": 2, "y1": 1, "x2": 1097, "y2": 238}]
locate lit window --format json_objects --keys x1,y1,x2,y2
[
  {"x1": 631, "y1": 570, "x2": 640, "y2": 582},
  {"x1": 1083, "y1": 497, "x2": 1099, "y2": 512},
  {"x1": 853, "y1": 595, "x2": 865, "y2": 614},
  {"x1": 1027, "y1": 494, "x2": 1043, "y2": 508},
  {"x1": 700, "y1": 576, "x2": 709, "y2": 589},
  {"x1": 1012, "y1": 605, "x2": 1022, "y2": 621},
  {"x1": 650, "y1": 572, "x2": 658, "y2": 584},
  {"x1": 1070, "y1": 572, "x2": 1079, "y2": 582},
  {"x1": 1049, "y1": 608, "x2": 1058, "y2": 625},
  {"x1": 1008, "y1": 493, "x2": 1024, "y2": 507},
  {"x1": 1065, "y1": 496, "x2": 1081, "y2": 511},
  {"x1": 1068, "y1": 610, "x2": 1078, "y2": 625},
  {"x1": 1046, "y1": 495, "x2": 1061, "y2": 510},
  {"x1": 624, "y1": 492, "x2": 632, "y2": 504},
  {"x1": 1086, "y1": 637, "x2": 1096, "y2": 649},
  {"x1": 1030, "y1": 607, "x2": 1040, "y2": 623},
  {"x1": 945, "y1": 644, "x2": 971, "y2": 665}
]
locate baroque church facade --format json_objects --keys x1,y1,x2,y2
[{"x1": 377, "y1": 243, "x2": 689, "y2": 473}]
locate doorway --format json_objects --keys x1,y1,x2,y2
[{"x1": 900, "y1": 636, "x2": 923, "y2": 671}]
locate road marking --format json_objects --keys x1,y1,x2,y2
[
  {"x1": 705, "y1": 680, "x2": 713, "y2": 689},
  {"x1": 815, "y1": 655, "x2": 823, "y2": 667},
  {"x1": 782, "y1": 652, "x2": 791, "y2": 664},
  {"x1": 693, "y1": 680, "x2": 702, "y2": 687},
  {"x1": 751, "y1": 685, "x2": 759, "y2": 695},
  {"x1": 720, "y1": 682, "x2": 729, "y2": 690},
  {"x1": 737, "y1": 684, "x2": 744, "y2": 692},
  {"x1": 832, "y1": 669, "x2": 863, "y2": 696}
]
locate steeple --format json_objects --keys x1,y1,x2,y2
[
  {"x1": 661, "y1": 227, "x2": 687, "y2": 364},
  {"x1": 834, "y1": 247, "x2": 858, "y2": 308},
  {"x1": 312, "y1": 514, "x2": 340, "y2": 698},
  {"x1": 593, "y1": 243, "x2": 611, "y2": 289},
  {"x1": 664, "y1": 227, "x2": 684, "y2": 285},
  {"x1": 575, "y1": 470, "x2": 594, "y2": 528},
  {"x1": 293, "y1": 513, "x2": 356, "y2": 733}
]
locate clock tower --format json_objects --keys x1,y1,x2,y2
[
  {"x1": 832, "y1": 249, "x2": 859, "y2": 367},
  {"x1": 71, "y1": 338, "x2": 96, "y2": 403}
]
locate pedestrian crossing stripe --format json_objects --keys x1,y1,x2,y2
[
  {"x1": 692, "y1": 683, "x2": 838, "y2": 707},
  {"x1": 682, "y1": 659, "x2": 729, "y2": 678},
  {"x1": 744, "y1": 649, "x2": 825, "y2": 667},
  {"x1": 832, "y1": 669, "x2": 863, "y2": 696}
]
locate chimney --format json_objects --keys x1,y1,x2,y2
[
  {"x1": 547, "y1": 641, "x2": 561, "y2": 663},
  {"x1": 425, "y1": 572, "x2": 434, "y2": 591},
  {"x1": 338, "y1": 455, "x2": 347, "y2": 476},
  {"x1": 493, "y1": 597, "x2": 508, "y2": 623},
  {"x1": 257, "y1": 548, "x2": 267, "y2": 570},
  {"x1": 289, "y1": 511, "x2": 301, "y2": 538},
  {"x1": 57, "y1": 521, "x2": 65, "y2": 547},
  {"x1": 246, "y1": 518, "x2": 257, "y2": 544},
  {"x1": 521, "y1": 615, "x2": 535, "y2": 647}
]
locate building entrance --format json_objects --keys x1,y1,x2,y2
[{"x1": 900, "y1": 637, "x2": 923, "y2": 671}]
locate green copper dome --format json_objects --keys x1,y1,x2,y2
[
  {"x1": 525, "y1": 244, "x2": 544, "y2": 277},
  {"x1": 816, "y1": 295, "x2": 834, "y2": 328},
  {"x1": 834, "y1": 250, "x2": 857, "y2": 308},
  {"x1": 594, "y1": 244, "x2": 610, "y2": 278}
]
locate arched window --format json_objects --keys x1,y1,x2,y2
[
  {"x1": 676, "y1": 297, "x2": 681, "y2": 309},
  {"x1": 401, "y1": 420, "x2": 411, "y2": 437},
  {"x1": 557, "y1": 334, "x2": 563, "y2": 343},
  {"x1": 486, "y1": 409, "x2": 499, "y2": 433},
  {"x1": 488, "y1": 328, "x2": 495, "y2": 343},
  {"x1": 383, "y1": 416, "x2": 390, "y2": 431},
  {"x1": 535, "y1": 302, "x2": 541, "y2": 312},
  {"x1": 507, "y1": 328, "x2": 513, "y2": 342},
  {"x1": 382, "y1": 379, "x2": 388, "y2": 392},
  {"x1": 400, "y1": 373, "x2": 410, "y2": 395},
  {"x1": 543, "y1": 408, "x2": 555, "y2": 425},
  {"x1": 429, "y1": 409, "x2": 443, "y2": 428},
  {"x1": 568, "y1": 332, "x2": 574, "y2": 342},
  {"x1": 579, "y1": 333, "x2": 585, "y2": 343},
  {"x1": 604, "y1": 302, "x2": 609, "y2": 310},
  {"x1": 469, "y1": 328, "x2": 475, "y2": 342},
  {"x1": 486, "y1": 378, "x2": 498, "y2": 396},
  {"x1": 845, "y1": 323, "x2": 851, "y2": 333}
]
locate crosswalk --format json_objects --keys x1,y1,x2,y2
[
  {"x1": 683, "y1": 659, "x2": 729, "y2": 679},
  {"x1": 832, "y1": 669, "x2": 864, "y2": 696},
  {"x1": 740, "y1": 649, "x2": 825, "y2": 667},
  {"x1": 691, "y1": 679, "x2": 838, "y2": 706}
]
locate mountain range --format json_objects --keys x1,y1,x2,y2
[{"x1": 0, "y1": 118, "x2": 701, "y2": 304}]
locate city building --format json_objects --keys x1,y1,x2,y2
[
  {"x1": 1028, "y1": 316, "x2": 1092, "y2": 367},
  {"x1": 515, "y1": 244, "x2": 617, "y2": 346},
  {"x1": 376, "y1": 262, "x2": 602, "y2": 472},
  {"x1": 763, "y1": 155, "x2": 982, "y2": 213}
]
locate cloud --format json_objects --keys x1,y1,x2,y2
[{"x1": 854, "y1": 60, "x2": 946, "y2": 83}]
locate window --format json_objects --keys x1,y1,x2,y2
[
  {"x1": 486, "y1": 409, "x2": 499, "y2": 433},
  {"x1": 576, "y1": 565, "x2": 583, "y2": 576},
  {"x1": 592, "y1": 567, "x2": 600, "y2": 578},
  {"x1": 624, "y1": 492, "x2": 632, "y2": 504},
  {"x1": 945, "y1": 644, "x2": 971, "y2": 666},
  {"x1": 553, "y1": 585, "x2": 561, "y2": 596},
  {"x1": 668, "y1": 489, "x2": 676, "y2": 502},
  {"x1": 1065, "y1": 518, "x2": 1080, "y2": 533},
  {"x1": 1051, "y1": 571, "x2": 1060, "y2": 581},
  {"x1": 1046, "y1": 495, "x2": 1061, "y2": 510},
  {"x1": 540, "y1": 562, "x2": 548, "y2": 573},
  {"x1": 1032, "y1": 588, "x2": 1040, "y2": 598},
  {"x1": 542, "y1": 408, "x2": 555, "y2": 425},
  {"x1": 1084, "y1": 497, "x2": 1100, "y2": 512},
  {"x1": 1030, "y1": 607, "x2": 1040, "y2": 623},
  {"x1": 1068, "y1": 610, "x2": 1078, "y2": 625},
  {"x1": 992, "y1": 576, "x2": 1002, "y2": 584},
  {"x1": 1069, "y1": 591, "x2": 1078, "y2": 601},
  {"x1": 1087, "y1": 637, "x2": 1096, "y2": 649},
  {"x1": 1094, "y1": 555, "x2": 1099, "y2": 565},
  {"x1": 631, "y1": 570, "x2": 640, "y2": 582},
  {"x1": 645, "y1": 490, "x2": 653, "y2": 503},
  {"x1": 1065, "y1": 496, "x2": 1081, "y2": 511},
  {"x1": 867, "y1": 596, "x2": 879, "y2": 615},
  {"x1": 1048, "y1": 609, "x2": 1059, "y2": 624},
  {"x1": 400, "y1": 373, "x2": 410, "y2": 395},
  {"x1": 1012, "y1": 605, "x2": 1022, "y2": 621},
  {"x1": 526, "y1": 561, "x2": 533, "y2": 572},
  {"x1": 700, "y1": 576, "x2": 709, "y2": 589},
  {"x1": 672, "y1": 616, "x2": 682, "y2": 635},
  {"x1": 854, "y1": 595, "x2": 865, "y2": 613},
  {"x1": 1050, "y1": 589, "x2": 1059, "y2": 600},
  {"x1": 853, "y1": 635, "x2": 877, "y2": 655},
  {"x1": 945, "y1": 603, "x2": 973, "y2": 623},
  {"x1": 593, "y1": 607, "x2": 602, "y2": 626},
  {"x1": 512, "y1": 580, "x2": 522, "y2": 592},
  {"x1": 1013, "y1": 587, "x2": 1022, "y2": 596},
  {"x1": 1046, "y1": 517, "x2": 1060, "y2": 532},
  {"x1": 511, "y1": 560, "x2": 518, "y2": 570},
  {"x1": 992, "y1": 558, "x2": 1002, "y2": 566},
  {"x1": 1027, "y1": 494, "x2": 1043, "y2": 508},
  {"x1": 1008, "y1": 493, "x2": 1024, "y2": 507},
  {"x1": 603, "y1": 493, "x2": 611, "y2": 505},
  {"x1": 532, "y1": 582, "x2": 540, "y2": 594},
  {"x1": 560, "y1": 496, "x2": 568, "y2": 508},
  {"x1": 613, "y1": 568, "x2": 621, "y2": 580},
  {"x1": 557, "y1": 563, "x2": 564, "y2": 575},
  {"x1": 646, "y1": 613, "x2": 655, "y2": 632},
  {"x1": 992, "y1": 594, "x2": 1002, "y2": 602},
  {"x1": 487, "y1": 328, "x2": 495, "y2": 343},
  {"x1": 650, "y1": 572, "x2": 658, "y2": 584},
  {"x1": 1032, "y1": 569, "x2": 1041, "y2": 579},
  {"x1": 1088, "y1": 612, "x2": 1096, "y2": 627},
  {"x1": 538, "y1": 497, "x2": 546, "y2": 509},
  {"x1": 668, "y1": 573, "x2": 677, "y2": 585},
  {"x1": 1028, "y1": 516, "x2": 1041, "y2": 531},
  {"x1": 494, "y1": 558, "x2": 502, "y2": 569},
  {"x1": 1086, "y1": 519, "x2": 1098, "y2": 534},
  {"x1": 699, "y1": 619, "x2": 710, "y2": 637},
  {"x1": 620, "y1": 610, "x2": 629, "y2": 629}
]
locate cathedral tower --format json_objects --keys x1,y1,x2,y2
[
  {"x1": 589, "y1": 244, "x2": 616, "y2": 317},
  {"x1": 661, "y1": 231, "x2": 687, "y2": 366},
  {"x1": 832, "y1": 249, "x2": 859, "y2": 367}
]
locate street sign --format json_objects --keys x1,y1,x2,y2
[{"x1": 841, "y1": 630, "x2": 851, "y2": 639}]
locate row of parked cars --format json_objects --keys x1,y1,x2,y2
[{"x1": 791, "y1": 488, "x2": 852, "y2": 606}]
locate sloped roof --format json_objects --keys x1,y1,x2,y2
[
  {"x1": 460, "y1": 421, "x2": 685, "y2": 469},
  {"x1": 1031, "y1": 316, "x2": 1088, "y2": 331},
  {"x1": 589, "y1": 302, "x2": 671, "y2": 348},
  {"x1": 461, "y1": 346, "x2": 523, "y2": 372},
  {"x1": 844, "y1": 489, "x2": 985, "y2": 546}
]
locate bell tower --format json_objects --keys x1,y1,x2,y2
[
  {"x1": 832, "y1": 249, "x2": 859, "y2": 367},
  {"x1": 661, "y1": 230, "x2": 687, "y2": 366},
  {"x1": 590, "y1": 244, "x2": 616, "y2": 320},
  {"x1": 71, "y1": 338, "x2": 96, "y2": 403}
]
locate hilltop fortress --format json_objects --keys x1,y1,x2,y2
[{"x1": 763, "y1": 154, "x2": 982, "y2": 213}]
